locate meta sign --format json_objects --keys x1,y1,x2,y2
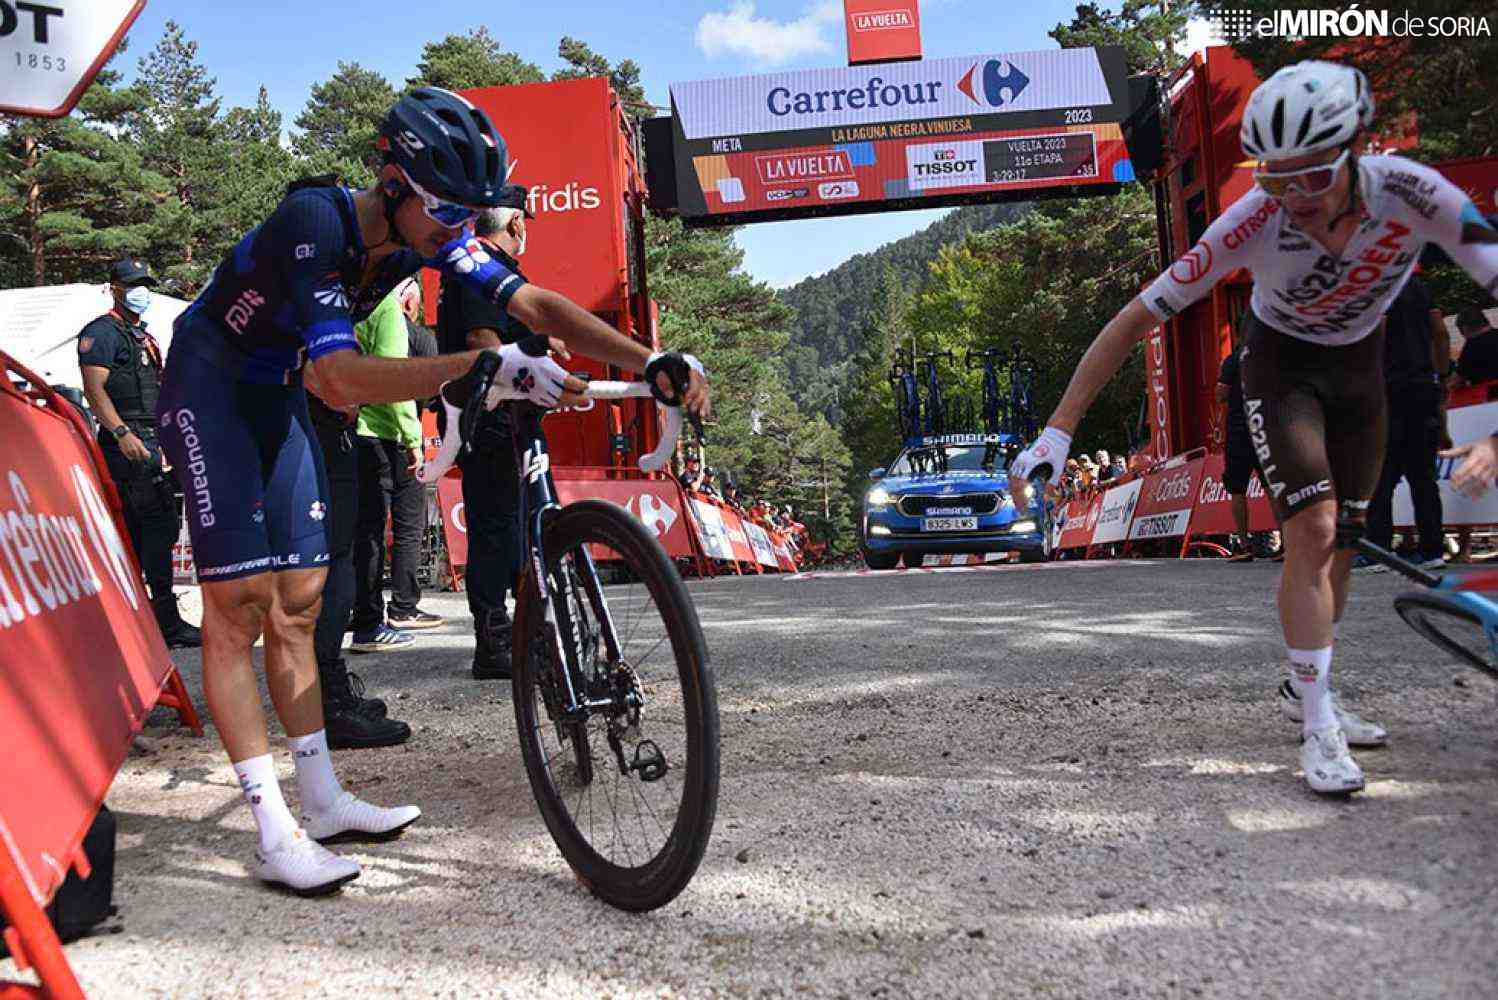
[{"x1": 665, "y1": 46, "x2": 1135, "y2": 226}]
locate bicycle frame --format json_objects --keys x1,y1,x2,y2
[{"x1": 1356, "y1": 537, "x2": 1498, "y2": 656}]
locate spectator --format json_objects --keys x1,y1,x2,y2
[
  {"x1": 434, "y1": 186, "x2": 534, "y2": 680},
  {"x1": 1216, "y1": 338, "x2": 1261, "y2": 562},
  {"x1": 1359, "y1": 275, "x2": 1449, "y2": 572},
  {"x1": 1094, "y1": 450, "x2": 1113, "y2": 483},
  {"x1": 304, "y1": 345, "x2": 412, "y2": 749},
  {"x1": 348, "y1": 284, "x2": 441, "y2": 650},
  {"x1": 678, "y1": 454, "x2": 705, "y2": 494},
  {"x1": 1455, "y1": 308, "x2": 1498, "y2": 384},
  {"x1": 76, "y1": 258, "x2": 201, "y2": 648}
]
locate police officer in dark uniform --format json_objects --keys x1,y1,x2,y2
[
  {"x1": 78, "y1": 259, "x2": 202, "y2": 647},
  {"x1": 436, "y1": 185, "x2": 532, "y2": 679}
]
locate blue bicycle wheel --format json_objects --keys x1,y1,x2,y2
[{"x1": 1392, "y1": 591, "x2": 1497, "y2": 677}]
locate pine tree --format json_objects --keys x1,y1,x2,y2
[
  {"x1": 409, "y1": 29, "x2": 545, "y2": 91},
  {"x1": 292, "y1": 61, "x2": 396, "y2": 187},
  {"x1": 554, "y1": 37, "x2": 647, "y2": 108},
  {"x1": 0, "y1": 56, "x2": 181, "y2": 287},
  {"x1": 131, "y1": 20, "x2": 224, "y2": 280}
]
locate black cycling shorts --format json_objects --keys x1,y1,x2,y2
[{"x1": 1238, "y1": 314, "x2": 1387, "y2": 521}]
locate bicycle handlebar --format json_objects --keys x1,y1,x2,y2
[{"x1": 418, "y1": 375, "x2": 684, "y2": 484}]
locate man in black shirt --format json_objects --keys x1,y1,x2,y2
[
  {"x1": 1215, "y1": 338, "x2": 1259, "y2": 562},
  {"x1": 1455, "y1": 308, "x2": 1498, "y2": 384},
  {"x1": 1362, "y1": 275, "x2": 1450, "y2": 571},
  {"x1": 77, "y1": 259, "x2": 201, "y2": 647},
  {"x1": 436, "y1": 185, "x2": 533, "y2": 679}
]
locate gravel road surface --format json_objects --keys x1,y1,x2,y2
[{"x1": 8, "y1": 559, "x2": 1497, "y2": 998}]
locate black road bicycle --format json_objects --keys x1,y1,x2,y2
[
  {"x1": 425, "y1": 353, "x2": 720, "y2": 911},
  {"x1": 889, "y1": 347, "x2": 921, "y2": 443}
]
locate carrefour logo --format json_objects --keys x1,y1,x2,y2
[{"x1": 956, "y1": 59, "x2": 1030, "y2": 109}]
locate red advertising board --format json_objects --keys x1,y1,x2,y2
[
  {"x1": 844, "y1": 0, "x2": 922, "y2": 65},
  {"x1": 1057, "y1": 495, "x2": 1102, "y2": 550},
  {"x1": 1127, "y1": 456, "x2": 1204, "y2": 543},
  {"x1": 0, "y1": 379, "x2": 173, "y2": 913},
  {"x1": 1435, "y1": 155, "x2": 1498, "y2": 216},
  {"x1": 552, "y1": 475, "x2": 696, "y2": 561},
  {"x1": 456, "y1": 77, "x2": 631, "y2": 315},
  {"x1": 1185, "y1": 452, "x2": 1277, "y2": 539},
  {"x1": 435, "y1": 473, "x2": 696, "y2": 571},
  {"x1": 717, "y1": 507, "x2": 758, "y2": 566},
  {"x1": 437, "y1": 473, "x2": 468, "y2": 570}
]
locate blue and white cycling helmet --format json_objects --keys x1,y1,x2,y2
[
  {"x1": 379, "y1": 87, "x2": 508, "y2": 208},
  {"x1": 1240, "y1": 61, "x2": 1374, "y2": 161}
]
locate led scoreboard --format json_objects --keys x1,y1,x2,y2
[{"x1": 660, "y1": 46, "x2": 1137, "y2": 226}]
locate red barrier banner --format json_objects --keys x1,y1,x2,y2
[
  {"x1": 1127, "y1": 456, "x2": 1205, "y2": 542},
  {"x1": 741, "y1": 521, "x2": 780, "y2": 569},
  {"x1": 1185, "y1": 452, "x2": 1277, "y2": 538},
  {"x1": 0, "y1": 386, "x2": 173, "y2": 910},
  {"x1": 552, "y1": 475, "x2": 696, "y2": 560},
  {"x1": 719, "y1": 508, "x2": 758, "y2": 565},
  {"x1": 1057, "y1": 495, "x2": 1102, "y2": 550},
  {"x1": 772, "y1": 534, "x2": 798, "y2": 572},
  {"x1": 688, "y1": 498, "x2": 737, "y2": 562},
  {"x1": 437, "y1": 473, "x2": 468, "y2": 570},
  {"x1": 436, "y1": 471, "x2": 697, "y2": 571}
]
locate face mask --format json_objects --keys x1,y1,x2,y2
[
  {"x1": 513, "y1": 225, "x2": 527, "y2": 257},
  {"x1": 124, "y1": 285, "x2": 151, "y2": 315}
]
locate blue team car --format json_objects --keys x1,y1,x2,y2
[{"x1": 860, "y1": 434, "x2": 1047, "y2": 570}]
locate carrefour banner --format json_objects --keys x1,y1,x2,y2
[{"x1": 667, "y1": 46, "x2": 1133, "y2": 224}]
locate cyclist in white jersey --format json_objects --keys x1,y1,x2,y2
[{"x1": 1012, "y1": 61, "x2": 1498, "y2": 795}]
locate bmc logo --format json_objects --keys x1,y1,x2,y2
[{"x1": 955, "y1": 59, "x2": 1030, "y2": 109}]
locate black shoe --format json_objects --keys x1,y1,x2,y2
[
  {"x1": 472, "y1": 607, "x2": 512, "y2": 680},
  {"x1": 161, "y1": 620, "x2": 203, "y2": 648},
  {"x1": 388, "y1": 608, "x2": 445, "y2": 630},
  {"x1": 325, "y1": 702, "x2": 411, "y2": 750},
  {"x1": 320, "y1": 659, "x2": 388, "y2": 718},
  {"x1": 346, "y1": 671, "x2": 388, "y2": 718}
]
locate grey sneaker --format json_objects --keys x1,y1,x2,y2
[{"x1": 349, "y1": 623, "x2": 416, "y2": 654}]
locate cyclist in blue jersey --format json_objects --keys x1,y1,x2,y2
[{"x1": 156, "y1": 87, "x2": 710, "y2": 896}]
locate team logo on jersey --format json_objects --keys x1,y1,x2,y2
[
  {"x1": 313, "y1": 283, "x2": 350, "y2": 309},
  {"x1": 77, "y1": 336, "x2": 93, "y2": 353},
  {"x1": 446, "y1": 239, "x2": 491, "y2": 275},
  {"x1": 309, "y1": 501, "x2": 327, "y2": 521},
  {"x1": 1170, "y1": 243, "x2": 1213, "y2": 284},
  {"x1": 513, "y1": 368, "x2": 536, "y2": 395},
  {"x1": 294, "y1": 243, "x2": 316, "y2": 260}
]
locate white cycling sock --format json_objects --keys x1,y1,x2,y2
[
  {"x1": 288, "y1": 729, "x2": 343, "y2": 814},
  {"x1": 234, "y1": 753, "x2": 298, "y2": 853},
  {"x1": 1287, "y1": 646, "x2": 1335, "y2": 734}
]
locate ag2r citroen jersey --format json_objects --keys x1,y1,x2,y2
[{"x1": 1142, "y1": 155, "x2": 1498, "y2": 345}]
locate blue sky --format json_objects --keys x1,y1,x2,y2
[{"x1": 119, "y1": 1, "x2": 1113, "y2": 288}]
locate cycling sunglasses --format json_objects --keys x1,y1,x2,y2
[
  {"x1": 1254, "y1": 149, "x2": 1349, "y2": 198},
  {"x1": 399, "y1": 168, "x2": 479, "y2": 228}
]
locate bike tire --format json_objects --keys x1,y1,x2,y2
[
  {"x1": 512, "y1": 500, "x2": 720, "y2": 912},
  {"x1": 1392, "y1": 591, "x2": 1497, "y2": 678}
]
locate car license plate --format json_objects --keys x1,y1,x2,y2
[{"x1": 921, "y1": 516, "x2": 977, "y2": 532}]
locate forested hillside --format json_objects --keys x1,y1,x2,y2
[{"x1": 777, "y1": 203, "x2": 1026, "y2": 422}]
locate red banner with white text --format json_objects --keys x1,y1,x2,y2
[
  {"x1": 1184, "y1": 452, "x2": 1277, "y2": 539},
  {"x1": 1127, "y1": 456, "x2": 1204, "y2": 543},
  {"x1": 1056, "y1": 495, "x2": 1102, "y2": 550}
]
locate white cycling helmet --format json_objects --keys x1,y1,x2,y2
[{"x1": 1240, "y1": 61, "x2": 1373, "y2": 161}]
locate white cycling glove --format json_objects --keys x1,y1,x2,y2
[
  {"x1": 1010, "y1": 426, "x2": 1072, "y2": 487},
  {"x1": 488, "y1": 339, "x2": 570, "y2": 409}
]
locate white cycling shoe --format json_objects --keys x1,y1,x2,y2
[
  {"x1": 1278, "y1": 680, "x2": 1388, "y2": 747},
  {"x1": 302, "y1": 790, "x2": 422, "y2": 845},
  {"x1": 1299, "y1": 725, "x2": 1365, "y2": 795},
  {"x1": 255, "y1": 828, "x2": 361, "y2": 896}
]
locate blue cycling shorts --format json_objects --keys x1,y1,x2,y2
[{"x1": 156, "y1": 327, "x2": 332, "y2": 583}]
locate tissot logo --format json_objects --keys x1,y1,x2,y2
[
  {"x1": 853, "y1": 10, "x2": 914, "y2": 32},
  {"x1": 907, "y1": 141, "x2": 983, "y2": 190}
]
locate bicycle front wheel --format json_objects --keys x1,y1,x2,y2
[
  {"x1": 1392, "y1": 591, "x2": 1497, "y2": 677},
  {"x1": 512, "y1": 500, "x2": 720, "y2": 911}
]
